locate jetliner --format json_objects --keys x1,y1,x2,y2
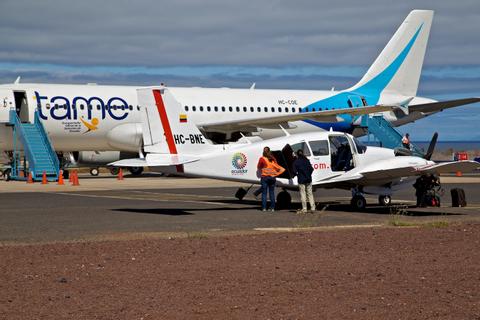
[
  {"x1": 112, "y1": 87, "x2": 479, "y2": 209},
  {"x1": 0, "y1": 9, "x2": 478, "y2": 176}
]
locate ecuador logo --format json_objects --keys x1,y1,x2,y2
[
  {"x1": 231, "y1": 152, "x2": 248, "y2": 175},
  {"x1": 80, "y1": 117, "x2": 99, "y2": 133}
]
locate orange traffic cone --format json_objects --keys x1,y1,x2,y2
[
  {"x1": 27, "y1": 172, "x2": 33, "y2": 184},
  {"x1": 68, "y1": 171, "x2": 73, "y2": 183},
  {"x1": 456, "y1": 171, "x2": 463, "y2": 177},
  {"x1": 42, "y1": 171, "x2": 48, "y2": 184},
  {"x1": 72, "y1": 170, "x2": 80, "y2": 186},
  {"x1": 57, "y1": 170, "x2": 64, "y2": 185},
  {"x1": 117, "y1": 168, "x2": 124, "y2": 181}
]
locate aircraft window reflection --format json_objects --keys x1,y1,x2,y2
[
  {"x1": 309, "y1": 140, "x2": 329, "y2": 156},
  {"x1": 290, "y1": 142, "x2": 311, "y2": 157},
  {"x1": 353, "y1": 137, "x2": 367, "y2": 154}
]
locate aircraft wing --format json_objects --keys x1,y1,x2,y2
[
  {"x1": 409, "y1": 98, "x2": 480, "y2": 113},
  {"x1": 110, "y1": 154, "x2": 199, "y2": 167},
  {"x1": 313, "y1": 161, "x2": 479, "y2": 187},
  {"x1": 201, "y1": 105, "x2": 393, "y2": 132}
]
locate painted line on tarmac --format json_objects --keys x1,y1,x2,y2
[
  {"x1": 254, "y1": 224, "x2": 383, "y2": 232},
  {"x1": 51, "y1": 192, "x2": 227, "y2": 206}
]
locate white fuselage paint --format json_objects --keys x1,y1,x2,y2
[{"x1": 0, "y1": 83, "x2": 434, "y2": 152}]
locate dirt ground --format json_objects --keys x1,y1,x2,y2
[{"x1": 1, "y1": 224, "x2": 479, "y2": 320}]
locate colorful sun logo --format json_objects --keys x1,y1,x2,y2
[{"x1": 232, "y1": 152, "x2": 247, "y2": 170}]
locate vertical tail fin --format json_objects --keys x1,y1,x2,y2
[
  {"x1": 138, "y1": 87, "x2": 217, "y2": 155},
  {"x1": 349, "y1": 10, "x2": 434, "y2": 97}
]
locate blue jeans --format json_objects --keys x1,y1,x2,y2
[{"x1": 261, "y1": 176, "x2": 276, "y2": 209}]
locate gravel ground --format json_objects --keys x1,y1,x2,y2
[{"x1": 1, "y1": 224, "x2": 479, "y2": 320}]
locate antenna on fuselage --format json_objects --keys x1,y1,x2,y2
[
  {"x1": 14, "y1": 76, "x2": 20, "y2": 85},
  {"x1": 250, "y1": 83, "x2": 256, "y2": 90}
]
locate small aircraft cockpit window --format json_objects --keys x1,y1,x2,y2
[
  {"x1": 353, "y1": 137, "x2": 367, "y2": 154},
  {"x1": 329, "y1": 135, "x2": 354, "y2": 171},
  {"x1": 290, "y1": 141, "x2": 311, "y2": 157},
  {"x1": 309, "y1": 140, "x2": 329, "y2": 156}
]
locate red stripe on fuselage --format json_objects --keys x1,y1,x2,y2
[{"x1": 152, "y1": 89, "x2": 184, "y2": 173}]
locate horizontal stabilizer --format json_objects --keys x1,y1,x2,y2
[
  {"x1": 110, "y1": 154, "x2": 199, "y2": 167},
  {"x1": 409, "y1": 98, "x2": 480, "y2": 113},
  {"x1": 420, "y1": 161, "x2": 480, "y2": 175}
]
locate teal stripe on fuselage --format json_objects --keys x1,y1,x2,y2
[{"x1": 302, "y1": 24, "x2": 424, "y2": 131}]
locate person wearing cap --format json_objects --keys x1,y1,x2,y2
[
  {"x1": 402, "y1": 133, "x2": 411, "y2": 150},
  {"x1": 293, "y1": 149, "x2": 316, "y2": 213},
  {"x1": 257, "y1": 147, "x2": 285, "y2": 212}
]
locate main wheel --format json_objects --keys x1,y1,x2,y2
[
  {"x1": 128, "y1": 167, "x2": 144, "y2": 176},
  {"x1": 276, "y1": 190, "x2": 292, "y2": 210},
  {"x1": 378, "y1": 195, "x2": 392, "y2": 206},
  {"x1": 109, "y1": 167, "x2": 120, "y2": 176},
  {"x1": 2, "y1": 169, "x2": 11, "y2": 181},
  {"x1": 351, "y1": 195, "x2": 367, "y2": 211},
  {"x1": 90, "y1": 168, "x2": 100, "y2": 176}
]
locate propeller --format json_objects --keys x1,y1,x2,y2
[{"x1": 423, "y1": 132, "x2": 438, "y2": 160}]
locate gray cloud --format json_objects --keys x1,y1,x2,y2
[{"x1": 0, "y1": 0, "x2": 479, "y2": 66}]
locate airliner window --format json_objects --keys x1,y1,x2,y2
[
  {"x1": 80, "y1": 104, "x2": 84, "y2": 110},
  {"x1": 243, "y1": 107, "x2": 247, "y2": 112},
  {"x1": 264, "y1": 107, "x2": 268, "y2": 112},
  {"x1": 192, "y1": 106, "x2": 196, "y2": 112},
  {"x1": 290, "y1": 142, "x2": 311, "y2": 157},
  {"x1": 214, "y1": 106, "x2": 218, "y2": 112},
  {"x1": 128, "y1": 105, "x2": 132, "y2": 111},
  {"x1": 222, "y1": 106, "x2": 225, "y2": 112},
  {"x1": 235, "y1": 106, "x2": 240, "y2": 112},
  {"x1": 199, "y1": 106, "x2": 204, "y2": 112},
  {"x1": 309, "y1": 140, "x2": 329, "y2": 156},
  {"x1": 285, "y1": 107, "x2": 288, "y2": 113},
  {"x1": 137, "y1": 106, "x2": 140, "y2": 111},
  {"x1": 271, "y1": 107, "x2": 275, "y2": 112},
  {"x1": 353, "y1": 137, "x2": 367, "y2": 154},
  {"x1": 185, "y1": 106, "x2": 189, "y2": 111},
  {"x1": 229, "y1": 106, "x2": 233, "y2": 112},
  {"x1": 207, "y1": 106, "x2": 211, "y2": 112},
  {"x1": 250, "y1": 107, "x2": 254, "y2": 112},
  {"x1": 278, "y1": 107, "x2": 281, "y2": 112}
]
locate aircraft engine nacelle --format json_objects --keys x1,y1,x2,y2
[
  {"x1": 107, "y1": 123, "x2": 143, "y2": 152},
  {"x1": 68, "y1": 151, "x2": 138, "y2": 167}
]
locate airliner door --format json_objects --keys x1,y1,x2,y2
[{"x1": 13, "y1": 91, "x2": 30, "y2": 122}]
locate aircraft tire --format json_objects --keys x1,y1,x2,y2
[
  {"x1": 276, "y1": 190, "x2": 292, "y2": 210},
  {"x1": 378, "y1": 195, "x2": 391, "y2": 206},
  {"x1": 90, "y1": 168, "x2": 100, "y2": 176},
  {"x1": 128, "y1": 167, "x2": 144, "y2": 176},
  {"x1": 2, "y1": 169, "x2": 10, "y2": 181},
  {"x1": 351, "y1": 195, "x2": 367, "y2": 211},
  {"x1": 109, "y1": 167, "x2": 120, "y2": 176}
]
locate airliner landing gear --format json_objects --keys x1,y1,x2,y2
[
  {"x1": 276, "y1": 189, "x2": 292, "y2": 209},
  {"x1": 90, "y1": 167, "x2": 99, "y2": 176},
  {"x1": 378, "y1": 195, "x2": 392, "y2": 206},
  {"x1": 128, "y1": 167, "x2": 144, "y2": 176},
  {"x1": 350, "y1": 187, "x2": 366, "y2": 211},
  {"x1": 109, "y1": 167, "x2": 120, "y2": 176}
]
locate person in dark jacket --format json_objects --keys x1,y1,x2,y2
[{"x1": 293, "y1": 149, "x2": 316, "y2": 213}]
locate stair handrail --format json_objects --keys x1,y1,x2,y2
[
  {"x1": 34, "y1": 109, "x2": 60, "y2": 173},
  {"x1": 8, "y1": 110, "x2": 38, "y2": 175}
]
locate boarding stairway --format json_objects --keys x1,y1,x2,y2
[
  {"x1": 361, "y1": 115, "x2": 424, "y2": 157},
  {"x1": 8, "y1": 110, "x2": 59, "y2": 181}
]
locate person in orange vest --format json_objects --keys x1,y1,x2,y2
[
  {"x1": 257, "y1": 147, "x2": 285, "y2": 212},
  {"x1": 402, "y1": 133, "x2": 411, "y2": 150}
]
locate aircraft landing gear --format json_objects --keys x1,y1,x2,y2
[
  {"x1": 90, "y1": 167, "x2": 99, "y2": 176},
  {"x1": 109, "y1": 167, "x2": 120, "y2": 176},
  {"x1": 128, "y1": 167, "x2": 144, "y2": 176},
  {"x1": 276, "y1": 189, "x2": 292, "y2": 209},
  {"x1": 350, "y1": 187, "x2": 366, "y2": 211},
  {"x1": 2, "y1": 168, "x2": 11, "y2": 181},
  {"x1": 378, "y1": 195, "x2": 392, "y2": 206}
]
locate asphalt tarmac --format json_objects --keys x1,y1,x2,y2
[{"x1": 1, "y1": 175, "x2": 479, "y2": 243}]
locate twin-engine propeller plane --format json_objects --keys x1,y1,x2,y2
[{"x1": 112, "y1": 87, "x2": 479, "y2": 210}]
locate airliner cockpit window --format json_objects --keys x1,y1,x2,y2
[
  {"x1": 309, "y1": 140, "x2": 329, "y2": 156},
  {"x1": 290, "y1": 142, "x2": 311, "y2": 157}
]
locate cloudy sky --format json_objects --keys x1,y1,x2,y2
[{"x1": 0, "y1": 0, "x2": 478, "y2": 140}]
